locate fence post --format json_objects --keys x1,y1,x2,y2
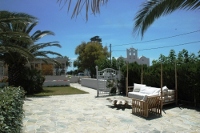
[{"x1": 96, "y1": 66, "x2": 99, "y2": 97}]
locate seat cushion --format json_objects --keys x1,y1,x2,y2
[
  {"x1": 133, "y1": 83, "x2": 146, "y2": 92},
  {"x1": 139, "y1": 86, "x2": 160, "y2": 95},
  {"x1": 128, "y1": 92, "x2": 147, "y2": 100},
  {"x1": 162, "y1": 86, "x2": 168, "y2": 91},
  {"x1": 128, "y1": 92, "x2": 158, "y2": 101}
]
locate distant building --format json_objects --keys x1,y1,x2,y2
[
  {"x1": 0, "y1": 57, "x2": 68, "y2": 76},
  {"x1": 90, "y1": 36, "x2": 102, "y2": 43},
  {"x1": 124, "y1": 48, "x2": 150, "y2": 66}
]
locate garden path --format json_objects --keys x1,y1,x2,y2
[{"x1": 23, "y1": 83, "x2": 200, "y2": 133}]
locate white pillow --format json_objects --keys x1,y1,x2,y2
[
  {"x1": 153, "y1": 87, "x2": 161, "y2": 94},
  {"x1": 140, "y1": 86, "x2": 160, "y2": 95},
  {"x1": 162, "y1": 86, "x2": 168, "y2": 91},
  {"x1": 139, "y1": 86, "x2": 149, "y2": 94},
  {"x1": 133, "y1": 83, "x2": 146, "y2": 92}
]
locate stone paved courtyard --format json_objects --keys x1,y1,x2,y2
[{"x1": 23, "y1": 83, "x2": 200, "y2": 133}]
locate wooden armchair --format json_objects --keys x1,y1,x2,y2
[{"x1": 132, "y1": 95, "x2": 162, "y2": 118}]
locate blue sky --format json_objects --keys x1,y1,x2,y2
[{"x1": 1, "y1": 0, "x2": 200, "y2": 71}]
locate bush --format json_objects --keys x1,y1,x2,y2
[
  {"x1": 0, "y1": 86, "x2": 25, "y2": 133},
  {"x1": 120, "y1": 49, "x2": 200, "y2": 107},
  {"x1": 20, "y1": 67, "x2": 45, "y2": 95}
]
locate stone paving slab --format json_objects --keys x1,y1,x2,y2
[{"x1": 23, "y1": 83, "x2": 200, "y2": 133}]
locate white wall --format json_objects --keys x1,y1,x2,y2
[
  {"x1": 45, "y1": 75, "x2": 69, "y2": 81},
  {"x1": 81, "y1": 78, "x2": 98, "y2": 89},
  {"x1": 43, "y1": 75, "x2": 70, "y2": 86},
  {"x1": 69, "y1": 76, "x2": 79, "y2": 83},
  {"x1": 81, "y1": 78, "x2": 108, "y2": 90}
]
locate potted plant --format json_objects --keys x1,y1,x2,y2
[{"x1": 106, "y1": 79, "x2": 117, "y2": 95}]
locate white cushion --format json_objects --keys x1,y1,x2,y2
[
  {"x1": 139, "y1": 86, "x2": 160, "y2": 95},
  {"x1": 133, "y1": 83, "x2": 146, "y2": 92},
  {"x1": 162, "y1": 86, "x2": 168, "y2": 91},
  {"x1": 128, "y1": 92, "x2": 147, "y2": 100},
  {"x1": 142, "y1": 95, "x2": 148, "y2": 101},
  {"x1": 168, "y1": 90, "x2": 175, "y2": 95},
  {"x1": 128, "y1": 92, "x2": 158, "y2": 101},
  {"x1": 153, "y1": 87, "x2": 161, "y2": 95}
]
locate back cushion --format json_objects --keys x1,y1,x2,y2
[
  {"x1": 140, "y1": 86, "x2": 160, "y2": 95},
  {"x1": 139, "y1": 86, "x2": 148, "y2": 94},
  {"x1": 162, "y1": 86, "x2": 168, "y2": 91},
  {"x1": 133, "y1": 83, "x2": 146, "y2": 92}
]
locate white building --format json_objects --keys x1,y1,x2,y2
[{"x1": 124, "y1": 48, "x2": 150, "y2": 66}]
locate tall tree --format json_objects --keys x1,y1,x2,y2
[
  {"x1": 134, "y1": 0, "x2": 200, "y2": 37},
  {"x1": 0, "y1": 11, "x2": 36, "y2": 58},
  {"x1": 0, "y1": 14, "x2": 62, "y2": 87},
  {"x1": 74, "y1": 41, "x2": 109, "y2": 77}
]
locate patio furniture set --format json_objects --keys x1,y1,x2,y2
[{"x1": 128, "y1": 83, "x2": 175, "y2": 117}]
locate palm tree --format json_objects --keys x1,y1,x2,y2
[
  {"x1": 0, "y1": 12, "x2": 36, "y2": 70},
  {"x1": 0, "y1": 11, "x2": 36, "y2": 45},
  {"x1": 133, "y1": 0, "x2": 200, "y2": 37},
  {"x1": 1, "y1": 17, "x2": 62, "y2": 86},
  {"x1": 57, "y1": 0, "x2": 108, "y2": 20}
]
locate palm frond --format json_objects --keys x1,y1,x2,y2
[
  {"x1": 0, "y1": 44, "x2": 34, "y2": 60},
  {"x1": 29, "y1": 41, "x2": 61, "y2": 53},
  {"x1": 32, "y1": 51, "x2": 62, "y2": 58},
  {"x1": 134, "y1": 0, "x2": 200, "y2": 37},
  {"x1": 31, "y1": 30, "x2": 55, "y2": 41},
  {"x1": 57, "y1": 0, "x2": 108, "y2": 20},
  {"x1": 34, "y1": 57, "x2": 61, "y2": 66},
  {"x1": 0, "y1": 10, "x2": 37, "y2": 23},
  {"x1": 0, "y1": 31, "x2": 33, "y2": 44},
  {"x1": 25, "y1": 21, "x2": 38, "y2": 34}
]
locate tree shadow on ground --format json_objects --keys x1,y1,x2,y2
[
  {"x1": 25, "y1": 90, "x2": 54, "y2": 98},
  {"x1": 177, "y1": 103, "x2": 200, "y2": 112},
  {"x1": 162, "y1": 103, "x2": 200, "y2": 112}
]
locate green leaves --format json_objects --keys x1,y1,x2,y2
[
  {"x1": 0, "y1": 10, "x2": 36, "y2": 23},
  {"x1": 0, "y1": 11, "x2": 62, "y2": 89},
  {"x1": 75, "y1": 41, "x2": 109, "y2": 76},
  {"x1": 134, "y1": 0, "x2": 200, "y2": 37},
  {"x1": 57, "y1": 0, "x2": 108, "y2": 20},
  {"x1": 120, "y1": 49, "x2": 200, "y2": 106},
  {"x1": 0, "y1": 86, "x2": 25, "y2": 133}
]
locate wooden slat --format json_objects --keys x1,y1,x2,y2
[{"x1": 132, "y1": 96, "x2": 162, "y2": 118}]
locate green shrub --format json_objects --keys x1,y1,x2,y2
[
  {"x1": 0, "y1": 86, "x2": 25, "y2": 133},
  {"x1": 20, "y1": 67, "x2": 45, "y2": 95}
]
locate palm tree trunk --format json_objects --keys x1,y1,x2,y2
[{"x1": 8, "y1": 63, "x2": 25, "y2": 87}]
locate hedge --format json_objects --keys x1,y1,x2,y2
[{"x1": 0, "y1": 86, "x2": 25, "y2": 133}]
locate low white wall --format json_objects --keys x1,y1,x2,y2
[
  {"x1": 69, "y1": 76, "x2": 79, "y2": 83},
  {"x1": 81, "y1": 78, "x2": 98, "y2": 89},
  {"x1": 81, "y1": 78, "x2": 108, "y2": 90},
  {"x1": 43, "y1": 75, "x2": 70, "y2": 86},
  {"x1": 43, "y1": 80, "x2": 70, "y2": 86},
  {"x1": 45, "y1": 75, "x2": 68, "y2": 81},
  {"x1": 69, "y1": 76, "x2": 91, "y2": 83}
]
